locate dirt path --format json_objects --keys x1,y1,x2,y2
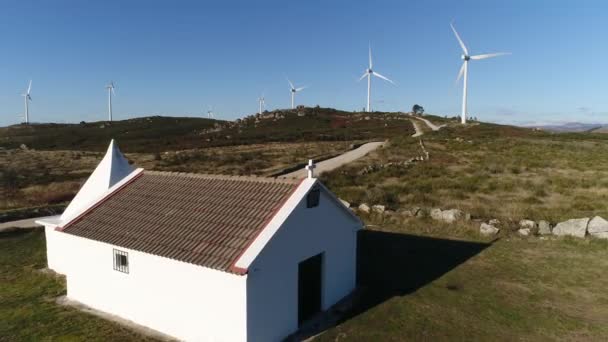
[
  {"x1": 281, "y1": 141, "x2": 386, "y2": 179},
  {"x1": 411, "y1": 120, "x2": 424, "y2": 137},
  {"x1": 0, "y1": 216, "x2": 49, "y2": 232},
  {"x1": 412, "y1": 116, "x2": 445, "y2": 131}
]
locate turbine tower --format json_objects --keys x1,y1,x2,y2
[
  {"x1": 21, "y1": 80, "x2": 32, "y2": 124},
  {"x1": 258, "y1": 95, "x2": 265, "y2": 115},
  {"x1": 359, "y1": 44, "x2": 394, "y2": 112},
  {"x1": 106, "y1": 82, "x2": 115, "y2": 121},
  {"x1": 287, "y1": 78, "x2": 306, "y2": 109},
  {"x1": 451, "y1": 22, "x2": 510, "y2": 124}
]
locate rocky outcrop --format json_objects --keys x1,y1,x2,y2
[
  {"x1": 552, "y1": 218, "x2": 589, "y2": 238},
  {"x1": 430, "y1": 208, "x2": 466, "y2": 223},
  {"x1": 480, "y1": 223, "x2": 499, "y2": 236},
  {"x1": 538, "y1": 220, "x2": 552, "y2": 235},
  {"x1": 587, "y1": 216, "x2": 608, "y2": 239},
  {"x1": 372, "y1": 205, "x2": 386, "y2": 214},
  {"x1": 358, "y1": 203, "x2": 370, "y2": 214},
  {"x1": 518, "y1": 228, "x2": 531, "y2": 236},
  {"x1": 519, "y1": 219, "x2": 536, "y2": 230}
]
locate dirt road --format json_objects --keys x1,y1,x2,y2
[{"x1": 281, "y1": 141, "x2": 386, "y2": 179}]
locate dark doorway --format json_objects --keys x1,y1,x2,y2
[{"x1": 298, "y1": 253, "x2": 323, "y2": 325}]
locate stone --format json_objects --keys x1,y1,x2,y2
[
  {"x1": 441, "y1": 209, "x2": 464, "y2": 223},
  {"x1": 339, "y1": 198, "x2": 350, "y2": 209},
  {"x1": 538, "y1": 220, "x2": 552, "y2": 235},
  {"x1": 518, "y1": 228, "x2": 531, "y2": 236},
  {"x1": 552, "y1": 218, "x2": 589, "y2": 238},
  {"x1": 519, "y1": 219, "x2": 537, "y2": 230},
  {"x1": 489, "y1": 219, "x2": 501, "y2": 226},
  {"x1": 358, "y1": 203, "x2": 370, "y2": 214},
  {"x1": 587, "y1": 216, "x2": 608, "y2": 234},
  {"x1": 430, "y1": 208, "x2": 443, "y2": 221},
  {"x1": 372, "y1": 205, "x2": 386, "y2": 214},
  {"x1": 415, "y1": 208, "x2": 425, "y2": 218},
  {"x1": 19, "y1": 144, "x2": 28, "y2": 150},
  {"x1": 480, "y1": 223, "x2": 499, "y2": 236}
]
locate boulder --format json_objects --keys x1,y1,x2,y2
[
  {"x1": 430, "y1": 208, "x2": 464, "y2": 223},
  {"x1": 518, "y1": 228, "x2": 531, "y2": 236},
  {"x1": 591, "y1": 232, "x2": 608, "y2": 240},
  {"x1": 538, "y1": 220, "x2": 552, "y2": 235},
  {"x1": 441, "y1": 209, "x2": 465, "y2": 223},
  {"x1": 358, "y1": 203, "x2": 370, "y2": 214},
  {"x1": 519, "y1": 219, "x2": 536, "y2": 230},
  {"x1": 587, "y1": 216, "x2": 608, "y2": 235},
  {"x1": 488, "y1": 219, "x2": 501, "y2": 226},
  {"x1": 372, "y1": 205, "x2": 386, "y2": 214},
  {"x1": 415, "y1": 208, "x2": 425, "y2": 218},
  {"x1": 339, "y1": 198, "x2": 351, "y2": 209},
  {"x1": 430, "y1": 208, "x2": 443, "y2": 221},
  {"x1": 480, "y1": 223, "x2": 499, "y2": 236},
  {"x1": 552, "y1": 218, "x2": 589, "y2": 238}
]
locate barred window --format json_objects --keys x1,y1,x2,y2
[
  {"x1": 113, "y1": 249, "x2": 129, "y2": 273},
  {"x1": 307, "y1": 187, "x2": 320, "y2": 208}
]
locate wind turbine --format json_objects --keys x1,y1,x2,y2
[
  {"x1": 451, "y1": 22, "x2": 510, "y2": 124},
  {"x1": 207, "y1": 106, "x2": 214, "y2": 119},
  {"x1": 106, "y1": 82, "x2": 115, "y2": 121},
  {"x1": 21, "y1": 80, "x2": 32, "y2": 124},
  {"x1": 287, "y1": 78, "x2": 306, "y2": 109},
  {"x1": 258, "y1": 94, "x2": 265, "y2": 115},
  {"x1": 359, "y1": 44, "x2": 394, "y2": 112}
]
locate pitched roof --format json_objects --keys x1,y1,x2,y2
[{"x1": 60, "y1": 171, "x2": 302, "y2": 274}]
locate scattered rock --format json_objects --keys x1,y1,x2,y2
[
  {"x1": 371, "y1": 205, "x2": 386, "y2": 214},
  {"x1": 489, "y1": 219, "x2": 501, "y2": 226},
  {"x1": 519, "y1": 219, "x2": 537, "y2": 230},
  {"x1": 358, "y1": 203, "x2": 370, "y2": 214},
  {"x1": 339, "y1": 198, "x2": 350, "y2": 209},
  {"x1": 552, "y1": 218, "x2": 589, "y2": 238},
  {"x1": 441, "y1": 209, "x2": 465, "y2": 223},
  {"x1": 480, "y1": 223, "x2": 499, "y2": 236},
  {"x1": 430, "y1": 208, "x2": 443, "y2": 221},
  {"x1": 538, "y1": 220, "x2": 552, "y2": 235},
  {"x1": 587, "y1": 216, "x2": 608, "y2": 236},
  {"x1": 19, "y1": 144, "x2": 28, "y2": 151},
  {"x1": 415, "y1": 208, "x2": 425, "y2": 218},
  {"x1": 518, "y1": 228, "x2": 531, "y2": 236}
]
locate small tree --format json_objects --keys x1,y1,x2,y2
[{"x1": 412, "y1": 104, "x2": 424, "y2": 115}]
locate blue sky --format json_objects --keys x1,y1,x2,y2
[{"x1": 0, "y1": 0, "x2": 607, "y2": 126}]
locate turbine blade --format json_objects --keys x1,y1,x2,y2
[
  {"x1": 358, "y1": 72, "x2": 368, "y2": 82},
  {"x1": 369, "y1": 43, "x2": 373, "y2": 68},
  {"x1": 470, "y1": 52, "x2": 511, "y2": 60},
  {"x1": 27, "y1": 80, "x2": 32, "y2": 94},
  {"x1": 456, "y1": 62, "x2": 466, "y2": 83},
  {"x1": 450, "y1": 22, "x2": 469, "y2": 55},
  {"x1": 287, "y1": 78, "x2": 294, "y2": 90},
  {"x1": 372, "y1": 71, "x2": 395, "y2": 84},
  {"x1": 296, "y1": 86, "x2": 307, "y2": 92}
]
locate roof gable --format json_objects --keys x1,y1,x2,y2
[
  {"x1": 60, "y1": 171, "x2": 301, "y2": 274},
  {"x1": 61, "y1": 140, "x2": 134, "y2": 221}
]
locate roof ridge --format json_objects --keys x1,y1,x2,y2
[{"x1": 144, "y1": 170, "x2": 301, "y2": 184}]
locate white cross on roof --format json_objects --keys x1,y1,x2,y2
[{"x1": 305, "y1": 159, "x2": 316, "y2": 179}]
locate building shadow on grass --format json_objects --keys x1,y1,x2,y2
[{"x1": 290, "y1": 229, "x2": 493, "y2": 341}]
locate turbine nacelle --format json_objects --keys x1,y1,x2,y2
[{"x1": 462, "y1": 55, "x2": 470, "y2": 61}]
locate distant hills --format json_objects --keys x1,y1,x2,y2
[
  {"x1": 0, "y1": 107, "x2": 416, "y2": 153},
  {"x1": 525, "y1": 122, "x2": 606, "y2": 133}
]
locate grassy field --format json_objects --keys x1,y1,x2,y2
[
  {"x1": 0, "y1": 229, "x2": 158, "y2": 341},
  {"x1": 323, "y1": 119, "x2": 608, "y2": 223},
  {"x1": 3, "y1": 222, "x2": 608, "y2": 341}
]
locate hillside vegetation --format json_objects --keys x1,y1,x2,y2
[{"x1": 0, "y1": 107, "x2": 414, "y2": 153}]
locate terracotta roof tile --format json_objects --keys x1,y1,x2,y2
[{"x1": 62, "y1": 171, "x2": 301, "y2": 274}]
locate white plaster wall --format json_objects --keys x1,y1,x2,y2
[
  {"x1": 50, "y1": 232, "x2": 247, "y2": 342},
  {"x1": 246, "y1": 188, "x2": 360, "y2": 341},
  {"x1": 44, "y1": 225, "x2": 69, "y2": 275}
]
